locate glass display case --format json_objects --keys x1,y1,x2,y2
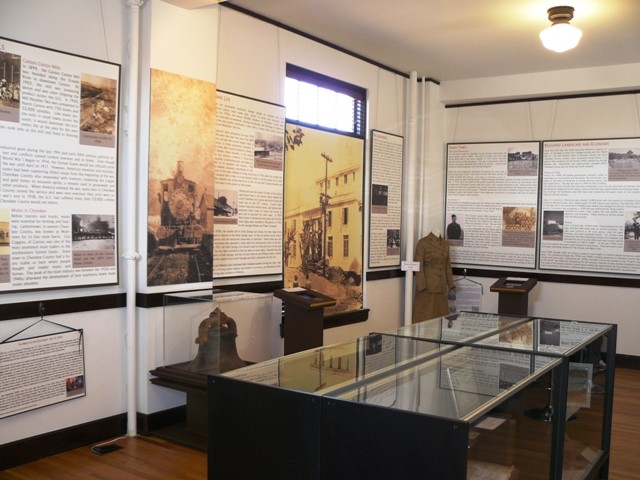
[
  {"x1": 149, "y1": 289, "x2": 276, "y2": 449},
  {"x1": 160, "y1": 289, "x2": 276, "y2": 373},
  {"x1": 384, "y1": 311, "x2": 531, "y2": 344},
  {"x1": 207, "y1": 312, "x2": 615, "y2": 480},
  {"x1": 378, "y1": 314, "x2": 615, "y2": 480}
]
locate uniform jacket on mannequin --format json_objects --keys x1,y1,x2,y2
[{"x1": 413, "y1": 231, "x2": 454, "y2": 323}]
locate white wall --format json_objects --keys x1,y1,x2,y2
[
  {"x1": 0, "y1": 309, "x2": 127, "y2": 445},
  {"x1": 0, "y1": 0, "x2": 128, "y2": 446}
]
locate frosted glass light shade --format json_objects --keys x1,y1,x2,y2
[{"x1": 540, "y1": 23, "x2": 582, "y2": 52}]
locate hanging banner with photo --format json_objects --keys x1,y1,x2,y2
[
  {"x1": 0, "y1": 320, "x2": 85, "y2": 419},
  {"x1": 212, "y1": 91, "x2": 285, "y2": 278},
  {"x1": 369, "y1": 130, "x2": 403, "y2": 268},
  {"x1": 283, "y1": 124, "x2": 364, "y2": 314},
  {"x1": 445, "y1": 142, "x2": 540, "y2": 269},
  {"x1": 0, "y1": 36, "x2": 120, "y2": 292},
  {"x1": 146, "y1": 69, "x2": 216, "y2": 287},
  {"x1": 540, "y1": 137, "x2": 640, "y2": 275}
]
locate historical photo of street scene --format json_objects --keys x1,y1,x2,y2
[
  {"x1": 623, "y1": 210, "x2": 640, "y2": 253},
  {"x1": 608, "y1": 146, "x2": 640, "y2": 181},
  {"x1": 71, "y1": 214, "x2": 116, "y2": 268},
  {"x1": 0, "y1": 210, "x2": 10, "y2": 283},
  {"x1": 283, "y1": 124, "x2": 364, "y2": 314},
  {"x1": 79, "y1": 74, "x2": 117, "y2": 147},
  {"x1": 507, "y1": 148, "x2": 538, "y2": 177},
  {"x1": 147, "y1": 69, "x2": 216, "y2": 286},
  {"x1": 371, "y1": 184, "x2": 388, "y2": 214},
  {"x1": 542, "y1": 210, "x2": 564, "y2": 241},
  {"x1": 254, "y1": 132, "x2": 283, "y2": 171},
  {"x1": 386, "y1": 229, "x2": 400, "y2": 255},
  {"x1": 0, "y1": 50, "x2": 21, "y2": 122},
  {"x1": 213, "y1": 188, "x2": 238, "y2": 225},
  {"x1": 502, "y1": 206, "x2": 536, "y2": 248}
]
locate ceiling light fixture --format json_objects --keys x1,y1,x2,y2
[{"x1": 539, "y1": 6, "x2": 582, "y2": 53}]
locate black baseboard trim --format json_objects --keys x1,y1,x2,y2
[
  {"x1": 137, "y1": 405, "x2": 186, "y2": 436},
  {"x1": 615, "y1": 354, "x2": 640, "y2": 370},
  {"x1": 0, "y1": 413, "x2": 127, "y2": 471}
]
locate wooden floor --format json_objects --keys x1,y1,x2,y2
[{"x1": 2, "y1": 368, "x2": 639, "y2": 479}]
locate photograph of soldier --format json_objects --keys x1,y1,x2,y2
[{"x1": 446, "y1": 213, "x2": 464, "y2": 245}]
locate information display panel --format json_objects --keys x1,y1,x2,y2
[
  {"x1": 539, "y1": 137, "x2": 640, "y2": 275},
  {"x1": 0, "y1": 37, "x2": 120, "y2": 292},
  {"x1": 445, "y1": 142, "x2": 540, "y2": 269}
]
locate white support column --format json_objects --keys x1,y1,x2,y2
[
  {"x1": 123, "y1": 0, "x2": 145, "y2": 437},
  {"x1": 403, "y1": 71, "x2": 418, "y2": 327}
]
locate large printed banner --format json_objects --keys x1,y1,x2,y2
[
  {"x1": 147, "y1": 69, "x2": 216, "y2": 287},
  {"x1": 213, "y1": 91, "x2": 285, "y2": 278},
  {"x1": 369, "y1": 130, "x2": 403, "y2": 268},
  {"x1": 283, "y1": 124, "x2": 364, "y2": 314},
  {"x1": 0, "y1": 37, "x2": 120, "y2": 292},
  {"x1": 445, "y1": 142, "x2": 540, "y2": 269},
  {"x1": 540, "y1": 138, "x2": 640, "y2": 275}
]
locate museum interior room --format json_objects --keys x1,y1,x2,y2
[{"x1": 1, "y1": 0, "x2": 639, "y2": 478}]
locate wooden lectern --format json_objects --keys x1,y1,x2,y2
[
  {"x1": 490, "y1": 277, "x2": 537, "y2": 316},
  {"x1": 274, "y1": 288, "x2": 336, "y2": 354}
]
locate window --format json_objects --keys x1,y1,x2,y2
[
  {"x1": 285, "y1": 64, "x2": 366, "y2": 137},
  {"x1": 335, "y1": 177, "x2": 339, "y2": 187},
  {"x1": 327, "y1": 236, "x2": 333, "y2": 257},
  {"x1": 344, "y1": 174, "x2": 348, "y2": 184},
  {"x1": 343, "y1": 235, "x2": 349, "y2": 257},
  {"x1": 343, "y1": 207, "x2": 349, "y2": 225},
  {"x1": 327, "y1": 210, "x2": 332, "y2": 227}
]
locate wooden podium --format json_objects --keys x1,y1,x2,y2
[
  {"x1": 490, "y1": 277, "x2": 537, "y2": 316},
  {"x1": 274, "y1": 288, "x2": 336, "y2": 354}
]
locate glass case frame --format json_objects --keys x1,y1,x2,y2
[{"x1": 207, "y1": 312, "x2": 616, "y2": 480}]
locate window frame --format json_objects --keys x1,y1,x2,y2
[{"x1": 285, "y1": 64, "x2": 366, "y2": 138}]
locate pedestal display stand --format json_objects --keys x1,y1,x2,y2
[
  {"x1": 274, "y1": 288, "x2": 336, "y2": 355},
  {"x1": 490, "y1": 277, "x2": 537, "y2": 316}
]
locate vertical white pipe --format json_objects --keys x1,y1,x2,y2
[
  {"x1": 418, "y1": 77, "x2": 426, "y2": 238},
  {"x1": 124, "y1": 0, "x2": 144, "y2": 437},
  {"x1": 403, "y1": 71, "x2": 418, "y2": 326}
]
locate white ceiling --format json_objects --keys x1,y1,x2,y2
[{"x1": 171, "y1": 0, "x2": 640, "y2": 82}]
